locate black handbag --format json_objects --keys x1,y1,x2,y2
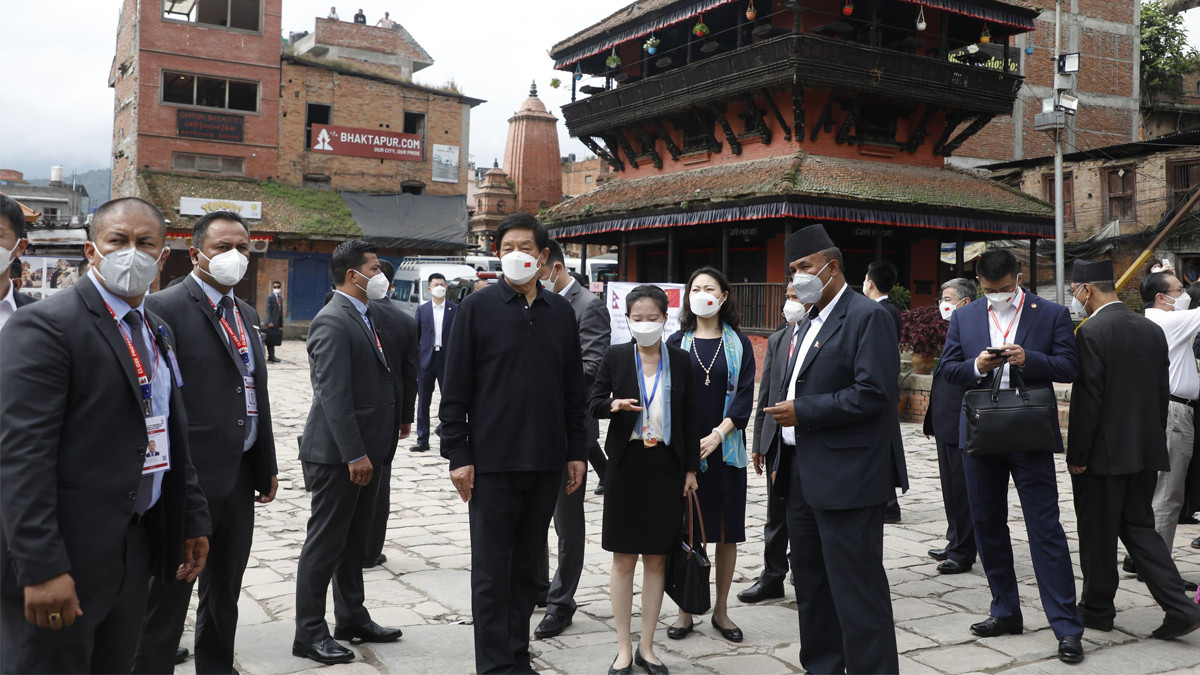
[
  {"x1": 963, "y1": 367, "x2": 1060, "y2": 456},
  {"x1": 665, "y1": 491, "x2": 712, "y2": 615}
]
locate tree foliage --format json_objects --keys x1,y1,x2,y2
[{"x1": 1141, "y1": 0, "x2": 1200, "y2": 100}]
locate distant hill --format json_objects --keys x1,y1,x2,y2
[{"x1": 25, "y1": 168, "x2": 111, "y2": 212}]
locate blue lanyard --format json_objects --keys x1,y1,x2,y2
[{"x1": 635, "y1": 349, "x2": 663, "y2": 410}]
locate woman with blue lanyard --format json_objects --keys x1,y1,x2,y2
[
  {"x1": 590, "y1": 285, "x2": 700, "y2": 675},
  {"x1": 666, "y1": 267, "x2": 755, "y2": 643}
]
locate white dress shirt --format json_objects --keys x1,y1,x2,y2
[
  {"x1": 432, "y1": 299, "x2": 445, "y2": 349},
  {"x1": 1145, "y1": 306, "x2": 1200, "y2": 400},
  {"x1": 192, "y1": 273, "x2": 258, "y2": 451},
  {"x1": 0, "y1": 280, "x2": 18, "y2": 333},
  {"x1": 782, "y1": 283, "x2": 850, "y2": 446},
  {"x1": 972, "y1": 287, "x2": 1025, "y2": 388},
  {"x1": 629, "y1": 364, "x2": 665, "y2": 442},
  {"x1": 557, "y1": 277, "x2": 578, "y2": 297}
]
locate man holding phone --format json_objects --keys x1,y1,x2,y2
[{"x1": 938, "y1": 249, "x2": 1085, "y2": 664}]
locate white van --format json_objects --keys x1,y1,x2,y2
[
  {"x1": 564, "y1": 255, "x2": 619, "y2": 284},
  {"x1": 390, "y1": 257, "x2": 478, "y2": 316},
  {"x1": 464, "y1": 255, "x2": 502, "y2": 273}
]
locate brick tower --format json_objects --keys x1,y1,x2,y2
[{"x1": 502, "y1": 82, "x2": 563, "y2": 215}]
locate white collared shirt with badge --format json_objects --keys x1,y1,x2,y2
[{"x1": 781, "y1": 283, "x2": 850, "y2": 446}]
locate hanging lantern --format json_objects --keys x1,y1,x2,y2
[
  {"x1": 842, "y1": 0, "x2": 854, "y2": 17},
  {"x1": 746, "y1": 1, "x2": 757, "y2": 21},
  {"x1": 915, "y1": 7, "x2": 926, "y2": 31},
  {"x1": 693, "y1": 15, "x2": 710, "y2": 37},
  {"x1": 574, "y1": 63, "x2": 583, "y2": 81},
  {"x1": 980, "y1": 24, "x2": 991, "y2": 44}
]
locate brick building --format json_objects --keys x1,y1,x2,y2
[
  {"x1": 562, "y1": 155, "x2": 615, "y2": 198},
  {"x1": 109, "y1": 2, "x2": 480, "y2": 321},
  {"x1": 544, "y1": 0, "x2": 1055, "y2": 332},
  {"x1": 952, "y1": 0, "x2": 1141, "y2": 166},
  {"x1": 1144, "y1": 70, "x2": 1200, "y2": 139}
]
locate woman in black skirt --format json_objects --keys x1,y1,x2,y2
[
  {"x1": 665, "y1": 267, "x2": 755, "y2": 643},
  {"x1": 591, "y1": 285, "x2": 700, "y2": 675}
]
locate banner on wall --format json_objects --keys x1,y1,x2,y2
[
  {"x1": 18, "y1": 256, "x2": 84, "y2": 301},
  {"x1": 606, "y1": 282, "x2": 685, "y2": 346}
]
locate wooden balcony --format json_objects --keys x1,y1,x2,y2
[{"x1": 561, "y1": 33, "x2": 1023, "y2": 137}]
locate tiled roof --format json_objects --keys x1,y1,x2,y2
[
  {"x1": 545, "y1": 152, "x2": 1053, "y2": 223},
  {"x1": 138, "y1": 171, "x2": 361, "y2": 237}
]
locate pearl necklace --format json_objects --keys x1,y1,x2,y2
[{"x1": 692, "y1": 337, "x2": 724, "y2": 387}]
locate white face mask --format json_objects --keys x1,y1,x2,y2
[
  {"x1": 1165, "y1": 291, "x2": 1192, "y2": 313},
  {"x1": 540, "y1": 268, "x2": 560, "y2": 291},
  {"x1": 782, "y1": 300, "x2": 806, "y2": 324},
  {"x1": 355, "y1": 270, "x2": 390, "y2": 300},
  {"x1": 1069, "y1": 292, "x2": 1088, "y2": 320},
  {"x1": 199, "y1": 249, "x2": 248, "y2": 286},
  {"x1": 501, "y1": 250, "x2": 541, "y2": 285},
  {"x1": 273, "y1": 287, "x2": 281, "y2": 295},
  {"x1": 0, "y1": 240, "x2": 19, "y2": 274},
  {"x1": 939, "y1": 300, "x2": 959, "y2": 321},
  {"x1": 93, "y1": 245, "x2": 164, "y2": 297},
  {"x1": 792, "y1": 262, "x2": 831, "y2": 304},
  {"x1": 984, "y1": 276, "x2": 1021, "y2": 311},
  {"x1": 689, "y1": 291, "x2": 722, "y2": 318},
  {"x1": 629, "y1": 321, "x2": 665, "y2": 347},
  {"x1": 430, "y1": 285, "x2": 447, "y2": 299}
]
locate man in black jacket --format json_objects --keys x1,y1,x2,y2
[
  {"x1": 1067, "y1": 259, "x2": 1200, "y2": 639},
  {"x1": 0, "y1": 195, "x2": 34, "y2": 332},
  {"x1": 293, "y1": 241, "x2": 405, "y2": 665},
  {"x1": 0, "y1": 197, "x2": 211, "y2": 673},
  {"x1": 923, "y1": 278, "x2": 978, "y2": 575},
  {"x1": 264, "y1": 280, "x2": 284, "y2": 363},
  {"x1": 134, "y1": 211, "x2": 279, "y2": 673}
]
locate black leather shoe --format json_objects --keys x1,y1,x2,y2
[
  {"x1": 1186, "y1": 580, "x2": 1198, "y2": 593},
  {"x1": 737, "y1": 580, "x2": 785, "y2": 603},
  {"x1": 665, "y1": 620, "x2": 693, "y2": 640},
  {"x1": 594, "y1": 483, "x2": 606, "y2": 495},
  {"x1": 534, "y1": 613, "x2": 572, "y2": 639},
  {"x1": 411, "y1": 442, "x2": 430, "y2": 453},
  {"x1": 1152, "y1": 613, "x2": 1200, "y2": 639},
  {"x1": 292, "y1": 637, "x2": 354, "y2": 665},
  {"x1": 928, "y1": 547, "x2": 948, "y2": 561},
  {"x1": 970, "y1": 616, "x2": 1023, "y2": 637},
  {"x1": 361, "y1": 554, "x2": 387, "y2": 568},
  {"x1": 884, "y1": 510, "x2": 902, "y2": 524},
  {"x1": 1080, "y1": 610, "x2": 1113, "y2": 632},
  {"x1": 1057, "y1": 635, "x2": 1084, "y2": 664},
  {"x1": 174, "y1": 647, "x2": 189, "y2": 665},
  {"x1": 1180, "y1": 512, "x2": 1199, "y2": 525},
  {"x1": 634, "y1": 648, "x2": 669, "y2": 675},
  {"x1": 711, "y1": 616, "x2": 743, "y2": 642},
  {"x1": 608, "y1": 654, "x2": 633, "y2": 675},
  {"x1": 1122, "y1": 556, "x2": 1137, "y2": 575},
  {"x1": 1192, "y1": 536, "x2": 1200, "y2": 550},
  {"x1": 332, "y1": 620, "x2": 402, "y2": 643},
  {"x1": 937, "y1": 560, "x2": 972, "y2": 575}
]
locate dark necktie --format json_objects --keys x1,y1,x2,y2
[
  {"x1": 125, "y1": 310, "x2": 155, "y2": 516},
  {"x1": 364, "y1": 308, "x2": 388, "y2": 369},
  {"x1": 218, "y1": 296, "x2": 249, "y2": 376}
]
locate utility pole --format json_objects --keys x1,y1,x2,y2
[{"x1": 1053, "y1": 0, "x2": 1064, "y2": 305}]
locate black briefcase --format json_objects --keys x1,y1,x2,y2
[{"x1": 963, "y1": 367, "x2": 1059, "y2": 456}]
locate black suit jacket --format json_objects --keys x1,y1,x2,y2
[
  {"x1": 370, "y1": 298, "x2": 419, "y2": 459},
  {"x1": 14, "y1": 291, "x2": 36, "y2": 308},
  {"x1": 879, "y1": 297, "x2": 903, "y2": 342},
  {"x1": 300, "y1": 292, "x2": 400, "y2": 465},
  {"x1": 265, "y1": 292, "x2": 283, "y2": 327},
  {"x1": 589, "y1": 342, "x2": 701, "y2": 472},
  {"x1": 785, "y1": 287, "x2": 908, "y2": 509},
  {"x1": 0, "y1": 277, "x2": 211, "y2": 600},
  {"x1": 1067, "y1": 302, "x2": 1171, "y2": 475},
  {"x1": 415, "y1": 300, "x2": 456, "y2": 373},
  {"x1": 145, "y1": 276, "x2": 278, "y2": 501},
  {"x1": 754, "y1": 325, "x2": 792, "y2": 458},
  {"x1": 922, "y1": 360, "x2": 970, "y2": 444}
]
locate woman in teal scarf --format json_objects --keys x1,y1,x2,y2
[{"x1": 666, "y1": 267, "x2": 756, "y2": 644}]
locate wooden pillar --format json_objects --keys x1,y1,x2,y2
[
  {"x1": 874, "y1": 227, "x2": 884, "y2": 262},
  {"x1": 668, "y1": 229, "x2": 679, "y2": 283},
  {"x1": 954, "y1": 233, "x2": 965, "y2": 277},
  {"x1": 619, "y1": 233, "x2": 628, "y2": 280},
  {"x1": 721, "y1": 225, "x2": 730, "y2": 276},
  {"x1": 571, "y1": 72, "x2": 577, "y2": 103},
  {"x1": 1029, "y1": 238, "x2": 1039, "y2": 294},
  {"x1": 736, "y1": 6, "x2": 745, "y2": 48}
]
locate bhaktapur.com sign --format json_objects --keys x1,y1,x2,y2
[
  {"x1": 179, "y1": 197, "x2": 263, "y2": 220},
  {"x1": 310, "y1": 124, "x2": 423, "y2": 161}
]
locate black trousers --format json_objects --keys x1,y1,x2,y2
[
  {"x1": 936, "y1": 442, "x2": 977, "y2": 566},
  {"x1": 786, "y1": 459, "x2": 897, "y2": 675},
  {"x1": 1073, "y1": 470, "x2": 1200, "y2": 623},
  {"x1": 364, "y1": 462, "x2": 392, "y2": 562},
  {"x1": 416, "y1": 351, "x2": 444, "y2": 445},
  {"x1": 536, "y1": 466, "x2": 587, "y2": 618},
  {"x1": 134, "y1": 455, "x2": 256, "y2": 674},
  {"x1": 469, "y1": 471, "x2": 559, "y2": 675},
  {"x1": 1, "y1": 519, "x2": 150, "y2": 674},
  {"x1": 757, "y1": 443, "x2": 790, "y2": 587},
  {"x1": 294, "y1": 461, "x2": 380, "y2": 642}
]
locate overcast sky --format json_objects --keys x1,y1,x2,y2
[{"x1": 0, "y1": 1, "x2": 1197, "y2": 183}]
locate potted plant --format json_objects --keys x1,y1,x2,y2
[
  {"x1": 549, "y1": 77, "x2": 561, "y2": 89},
  {"x1": 899, "y1": 305, "x2": 948, "y2": 375},
  {"x1": 746, "y1": 1, "x2": 757, "y2": 21},
  {"x1": 606, "y1": 51, "x2": 622, "y2": 69},
  {"x1": 693, "y1": 19, "x2": 709, "y2": 37},
  {"x1": 644, "y1": 35, "x2": 660, "y2": 54}
]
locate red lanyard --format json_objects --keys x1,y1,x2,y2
[
  {"x1": 103, "y1": 301, "x2": 159, "y2": 416},
  {"x1": 988, "y1": 291, "x2": 1025, "y2": 342},
  {"x1": 206, "y1": 296, "x2": 251, "y2": 368}
]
